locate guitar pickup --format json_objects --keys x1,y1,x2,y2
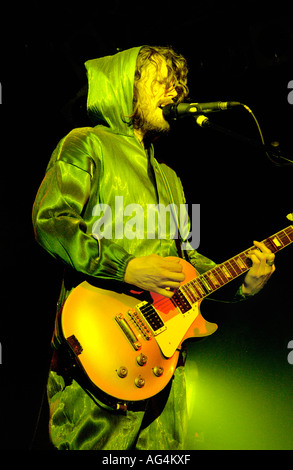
[{"x1": 135, "y1": 301, "x2": 167, "y2": 336}]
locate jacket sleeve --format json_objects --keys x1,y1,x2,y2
[{"x1": 32, "y1": 129, "x2": 134, "y2": 282}]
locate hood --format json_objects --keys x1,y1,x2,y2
[{"x1": 85, "y1": 46, "x2": 142, "y2": 135}]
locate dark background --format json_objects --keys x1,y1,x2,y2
[{"x1": 1, "y1": 0, "x2": 293, "y2": 451}]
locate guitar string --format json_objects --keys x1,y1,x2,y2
[{"x1": 153, "y1": 227, "x2": 293, "y2": 312}]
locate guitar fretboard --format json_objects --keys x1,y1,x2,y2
[{"x1": 176, "y1": 226, "x2": 293, "y2": 305}]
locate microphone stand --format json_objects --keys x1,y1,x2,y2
[{"x1": 194, "y1": 115, "x2": 293, "y2": 166}]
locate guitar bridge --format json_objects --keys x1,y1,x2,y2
[
  {"x1": 115, "y1": 313, "x2": 142, "y2": 351},
  {"x1": 135, "y1": 301, "x2": 167, "y2": 336}
]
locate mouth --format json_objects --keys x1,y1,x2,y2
[{"x1": 158, "y1": 101, "x2": 173, "y2": 109}]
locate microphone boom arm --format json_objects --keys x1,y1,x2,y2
[{"x1": 195, "y1": 113, "x2": 293, "y2": 166}]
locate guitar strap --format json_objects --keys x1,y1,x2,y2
[{"x1": 151, "y1": 157, "x2": 189, "y2": 261}]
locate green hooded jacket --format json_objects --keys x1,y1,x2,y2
[{"x1": 32, "y1": 46, "x2": 216, "y2": 304}]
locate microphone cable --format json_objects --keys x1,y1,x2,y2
[{"x1": 195, "y1": 102, "x2": 293, "y2": 167}]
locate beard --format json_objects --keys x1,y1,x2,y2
[
  {"x1": 141, "y1": 117, "x2": 170, "y2": 137},
  {"x1": 134, "y1": 99, "x2": 171, "y2": 140}
]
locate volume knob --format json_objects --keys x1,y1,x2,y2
[
  {"x1": 136, "y1": 353, "x2": 148, "y2": 366},
  {"x1": 117, "y1": 366, "x2": 128, "y2": 378},
  {"x1": 153, "y1": 366, "x2": 164, "y2": 377},
  {"x1": 134, "y1": 375, "x2": 145, "y2": 388}
]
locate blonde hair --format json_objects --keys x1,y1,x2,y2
[{"x1": 132, "y1": 45, "x2": 189, "y2": 130}]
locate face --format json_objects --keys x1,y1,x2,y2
[{"x1": 135, "y1": 58, "x2": 178, "y2": 136}]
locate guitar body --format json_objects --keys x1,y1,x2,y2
[
  {"x1": 59, "y1": 225, "x2": 293, "y2": 403},
  {"x1": 60, "y1": 257, "x2": 218, "y2": 402}
]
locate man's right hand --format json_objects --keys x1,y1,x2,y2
[{"x1": 124, "y1": 254, "x2": 185, "y2": 298}]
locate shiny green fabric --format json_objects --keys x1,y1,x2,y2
[
  {"x1": 85, "y1": 47, "x2": 140, "y2": 134},
  {"x1": 32, "y1": 124, "x2": 216, "y2": 281},
  {"x1": 32, "y1": 47, "x2": 218, "y2": 450},
  {"x1": 47, "y1": 367, "x2": 187, "y2": 450},
  {"x1": 32, "y1": 47, "x2": 216, "y2": 282}
]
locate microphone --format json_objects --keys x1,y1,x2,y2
[{"x1": 162, "y1": 101, "x2": 241, "y2": 121}]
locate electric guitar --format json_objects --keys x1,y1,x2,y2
[{"x1": 60, "y1": 226, "x2": 293, "y2": 404}]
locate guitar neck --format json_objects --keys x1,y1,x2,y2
[{"x1": 180, "y1": 225, "x2": 293, "y2": 302}]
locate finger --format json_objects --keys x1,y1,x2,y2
[
  {"x1": 162, "y1": 270, "x2": 185, "y2": 283},
  {"x1": 266, "y1": 255, "x2": 275, "y2": 267},
  {"x1": 247, "y1": 252, "x2": 267, "y2": 276},
  {"x1": 253, "y1": 240, "x2": 273, "y2": 255},
  {"x1": 248, "y1": 252, "x2": 273, "y2": 276},
  {"x1": 253, "y1": 241, "x2": 275, "y2": 266},
  {"x1": 155, "y1": 287, "x2": 175, "y2": 298},
  {"x1": 249, "y1": 247, "x2": 271, "y2": 263},
  {"x1": 164, "y1": 256, "x2": 181, "y2": 262},
  {"x1": 247, "y1": 252, "x2": 261, "y2": 267},
  {"x1": 164, "y1": 257, "x2": 183, "y2": 272},
  {"x1": 164, "y1": 280, "x2": 183, "y2": 289}
]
